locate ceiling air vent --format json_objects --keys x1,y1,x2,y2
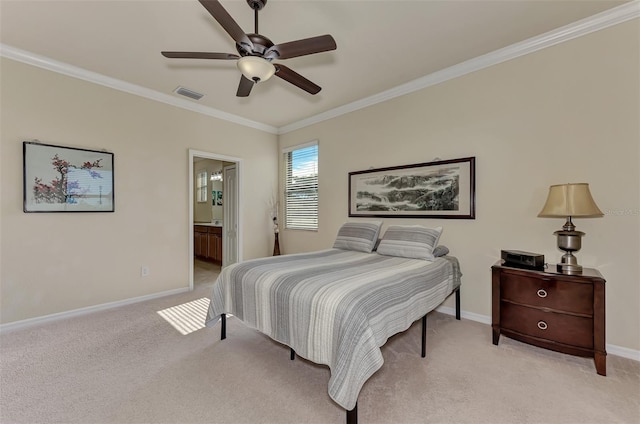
[{"x1": 174, "y1": 86, "x2": 205, "y2": 100}]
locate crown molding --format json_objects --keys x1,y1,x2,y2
[
  {"x1": 278, "y1": 1, "x2": 640, "y2": 134},
  {"x1": 0, "y1": 44, "x2": 279, "y2": 135},
  {"x1": 1, "y1": 1, "x2": 637, "y2": 136}
]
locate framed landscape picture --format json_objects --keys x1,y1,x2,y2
[
  {"x1": 23, "y1": 141, "x2": 114, "y2": 213},
  {"x1": 349, "y1": 157, "x2": 475, "y2": 219}
]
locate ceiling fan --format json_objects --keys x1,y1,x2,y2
[{"x1": 161, "y1": 0, "x2": 337, "y2": 97}]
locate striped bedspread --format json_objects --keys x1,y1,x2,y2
[{"x1": 205, "y1": 248, "x2": 462, "y2": 410}]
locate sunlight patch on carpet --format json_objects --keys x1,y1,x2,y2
[{"x1": 157, "y1": 297, "x2": 210, "y2": 335}]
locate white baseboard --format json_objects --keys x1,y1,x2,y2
[
  {"x1": 435, "y1": 305, "x2": 640, "y2": 362},
  {"x1": 0, "y1": 287, "x2": 190, "y2": 333},
  {"x1": 436, "y1": 304, "x2": 491, "y2": 325},
  {"x1": 2, "y1": 289, "x2": 638, "y2": 362},
  {"x1": 606, "y1": 344, "x2": 640, "y2": 361}
]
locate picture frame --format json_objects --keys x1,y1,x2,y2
[
  {"x1": 212, "y1": 190, "x2": 223, "y2": 206},
  {"x1": 348, "y1": 156, "x2": 475, "y2": 219},
  {"x1": 23, "y1": 141, "x2": 114, "y2": 213}
]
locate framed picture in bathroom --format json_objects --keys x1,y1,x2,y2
[{"x1": 212, "y1": 190, "x2": 223, "y2": 206}]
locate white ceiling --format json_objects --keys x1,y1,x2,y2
[{"x1": 0, "y1": 0, "x2": 633, "y2": 132}]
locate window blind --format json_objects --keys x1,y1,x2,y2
[{"x1": 284, "y1": 141, "x2": 318, "y2": 230}]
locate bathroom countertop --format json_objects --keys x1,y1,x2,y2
[{"x1": 194, "y1": 222, "x2": 223, "y2": 227}]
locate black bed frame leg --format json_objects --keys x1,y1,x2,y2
[
  {"x1": 220, "y1": 313, "x2": 226, "y2": 340},
  {"x1": 346, "y1": 403, "x2": 357, "y2": 424},
  {"x1": 421, "y1": 314, "x2": 427, "y2": 358},
  {"x1": 455, "y1": 288, "x2": 461, "y2": 320},
  {"x1": 290, "y1": 348, "x2": 295, "y2": 360}
]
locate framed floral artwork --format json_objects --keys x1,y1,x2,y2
[{"x1": 23, "y1": 141, "x2": 114, "y2": 212}]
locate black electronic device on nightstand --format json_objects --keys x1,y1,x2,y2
[{"x1": 501, "y1": 250, "x2": 545, "y2": 270}]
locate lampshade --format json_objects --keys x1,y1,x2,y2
[
  {"x1": 538, "y1": 183, "x2": 603, "y2": 218},
  {"x1": 237, "y1": 56, "x2": 276, "y2": 83}
]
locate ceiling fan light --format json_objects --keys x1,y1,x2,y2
[{"x1": 237, "y1": 56, "x2": 275, "y2": 83}]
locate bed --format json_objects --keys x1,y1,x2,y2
[{"x1": 205, "y1": 223, "x2": 462, "y2": 423}]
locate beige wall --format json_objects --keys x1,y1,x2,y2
[
  {"x1": 0, "y1": 58, "x2": 278, "y2": 324},
  {"x1": 1, "y1": 20, "x2": 637, "y2": 353},
  {"x1": 279, "y1": 21, "x2": 640, "y2": 351}
]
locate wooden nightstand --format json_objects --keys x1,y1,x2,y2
[{"x1": 491, "y1": 261, "x2": 606, "y2": 375}]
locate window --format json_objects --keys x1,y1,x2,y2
[
  {"x1": 283, "y1": 141, "x2": 318, "y2": 230},
  {"x1": 196, "y1": 171, "x2": 207, "y2": 203}
]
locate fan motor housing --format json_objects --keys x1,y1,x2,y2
[{"x1": 237, "y1": 33, "x2": 274, "y2": 57}]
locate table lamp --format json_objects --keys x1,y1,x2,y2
[{"x1": 538, "y1": 183, "x2": 603, "y2": 274}]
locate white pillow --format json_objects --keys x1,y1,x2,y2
[
  {"x1": 376, "y1": 225, "x2": 443, "y2": 260},
  {"x1": 333, "y1": 221, "x2": 383, "y2": 253}
]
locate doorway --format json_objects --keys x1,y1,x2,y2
[{"x1": 188, "y1": 149, "x2": 242, "y2": 290}]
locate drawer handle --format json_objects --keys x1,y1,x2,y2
[
  {"x1": 537, "y1": 289, "x2": 548, "y2": 298},
  {"x1": 537, "y1": 321, "x2": 548, "y2": 330}
]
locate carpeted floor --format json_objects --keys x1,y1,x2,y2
[{"x1": 1, "y1": 263, "x2": 638, "y2": 424}]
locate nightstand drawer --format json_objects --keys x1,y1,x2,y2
[
  {"x1": 501, "y1": 273, "x2": 593, "y2": 315},
  {"x1": 501, "y1": 303, "x2": 593, "y2": 349}
]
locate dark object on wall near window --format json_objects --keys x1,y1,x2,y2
[
  {"x1": 273, "y1": 217, "x2": 281, "y2": 256},
  {"x1": 349, "y1": 157, "x2": 475, "y2": 219},
  {"x1": 23, "y1": 141, "x2": 114, "y2": 213}
]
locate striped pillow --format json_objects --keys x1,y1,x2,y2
[
  {"x1": 333, "y1": 221, "x2": 383, "y2": 253},
  {"x1": 376, "y1": 225, "x2": 443, "y2": 260}
]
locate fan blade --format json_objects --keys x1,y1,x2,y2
[
  {"x1": 275, "y1": 64, "x2": 321, "y2": 95},
  {"x1": 161, "y1": 51, "x2": 239, "y2": 60},
  {"x1": 265, "y1": 34, "x2": 336, "y2": 60},
  {"x1": 236, "y1": 75, "x2": 254, "y2": 97},
  {"x1": 199, "y1": 0, "x2": 253, "y2": 53}
]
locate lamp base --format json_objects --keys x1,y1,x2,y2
[
  {"x1": 556, "y1": 252, "x2": 583, "y2": 274},
  {"x1": 556, "y1": 263, "x2": 583, "y2": 274},
  {"x1": 554, "y1": 228, "x2": 584, "y2": 275}
]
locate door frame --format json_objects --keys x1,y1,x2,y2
[
  {"x1": 188, "y1": 149, "x2": 243, "y2": 290},
  {"x1": 222, "y1": 164, "x2": 237, "y2": 268}
]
